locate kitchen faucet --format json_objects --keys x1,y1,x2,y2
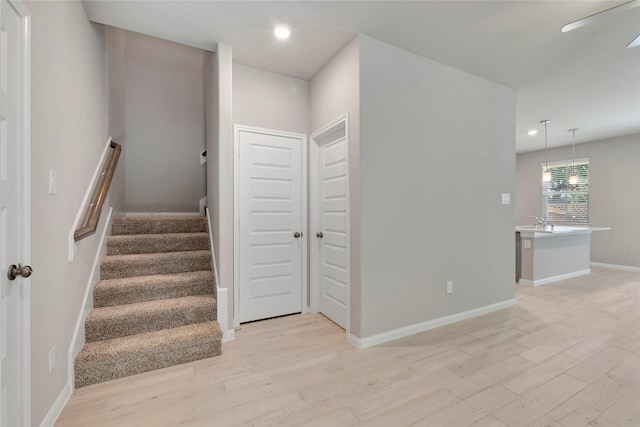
[{"x1": 527, "y1": 216, "x2": 546, "y2": 227}]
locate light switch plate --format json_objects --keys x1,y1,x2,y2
[
  {"x1": 49, "y1": 171, "x2": 56, "y2": 195},
  {"x1": 501, "y1": 193, "x2": 510, "y2": 205},
  {"x1": 524, "y1": 239, "x2": 531, "y2": 249}
]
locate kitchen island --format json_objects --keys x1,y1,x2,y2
[{"x1": 516, "y1": 225, "x2": 610, "y2": 286}]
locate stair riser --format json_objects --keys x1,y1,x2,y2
[
  {"x1": 76, "y1": 215, "x2": 221, "y2": 388},
  {"x1": 94, "y1": 275, "x2": 214, "y2": 307},
  {"x1": 85, "y1": 303, "x2": 216, "y2": 342},
  {"x1": 100, "y1": 253, "x2": 212, "y2": 280},
  {"x1": 75, "y1": 340, "x2": 221, "y2": 388},
  {"x1": 106, "y1": 234, "x2": 210, "y2": 255},
  {"x1": 111, "y1": 217, "x2": 207, "y2": 235}
]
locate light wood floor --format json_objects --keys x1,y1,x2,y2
[{"x1": 55, "y1": 267, "x2": 640, "y2": 427}]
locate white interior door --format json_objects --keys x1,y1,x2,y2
[
  {"x1": 237, "y1": 127, "x2": 304, "y2": 323},
  {"x1": 311, "y1": 118, "x2": 349, "y2": 329},
  {"x1": 0, "y1": 0, "x2": 30, "y2": 425}
]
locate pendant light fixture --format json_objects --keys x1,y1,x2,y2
[
  {"x1": 568, "y1": 128, "x2": 579, "y2": 186},
  {"x1": 541, "y1": 120, "x2": 552, "y2": 182}
]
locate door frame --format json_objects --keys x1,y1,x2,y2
[
  {"x1": 1, "y1": 0, "x2": 32, "y2": 424},
  {"x1": 309, "y1": 114, "x2": 350, "y2": 336},
  {"x1": 233, "y1": 125, "x2": 308, "y2": 327}
]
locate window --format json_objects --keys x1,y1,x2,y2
[{"x1": 541, "y1": 158, "x2": 589, "y2": 224}]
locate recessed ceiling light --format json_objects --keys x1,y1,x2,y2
[
  {"x1": 527, "y1": 130, "x2": 538, "y2": 136},
  {"x1": 274, "y1": 25, "x2": 291, "y2": 40}
]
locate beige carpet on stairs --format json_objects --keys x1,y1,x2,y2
[{"x1": 74, "y1": 216, "x2": 222, "y2": 388}]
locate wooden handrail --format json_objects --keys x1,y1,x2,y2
[{"x1": 74, "y1": 141, "x2": 122, "y2": 241}]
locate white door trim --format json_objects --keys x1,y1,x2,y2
[
  {"x1": 5, "y1": 0, "x2": 32, "y2": 424},
  {"x1": 233, "y1": 125, "x2": 308, "y2": 327},
  {"x1": 310, "y1": 114, "x2": 350, "y2": 337}
]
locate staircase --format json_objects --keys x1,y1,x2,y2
[{"x1": 74, "y1": 216, "x2": 222, "y2": 388}]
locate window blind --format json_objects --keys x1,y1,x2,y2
[{"x1": 541, "y1": 158, "x2": 589, "y2": 224}]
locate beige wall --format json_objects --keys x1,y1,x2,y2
[
  {"x1": 233, "y1": 63, "x2": 309, "y2": 134},
  {"x1": 309, "y1": 37, "x2": 362, "y2": 335},
  {"x1": 358, "y1": 35, "x2": 516, "y2": 338},
  {"x1": 308, "y1": 35, "x2": 516, "y2": 340},
  {"x1": 105, "y1": 26, "x2": 126, "y2": 208},
  {"x1": 124, "y1": 31, "x2": 206, "y2": 212},
  {"x1": 516, "y1": 134, "x2": 640, "y2": 268},
  {"x1": 28, "y1": 1, "x2": 110, "y2": 424}
]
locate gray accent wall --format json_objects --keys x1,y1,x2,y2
[
  {"x1": 357, "y1": 36, "x2": 516, "y2": 338},
  {"x1": 123, "y1": 31, "x2": 206, "y2": 212},
  {"x1": 28, "y1": 1, "x2": 109, "y2": 424},
  {"x1": 516, "y1": 134, "x2": 640, "y2": 268}
]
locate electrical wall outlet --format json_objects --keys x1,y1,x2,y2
[
  {"x1": 446, "y1": 280, "x2": 453, "y2": 294},
  {"x1": 48, "y1": 346, "x2": 56, "y2": 374}
]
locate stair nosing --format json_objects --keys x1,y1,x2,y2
[
  {"x1": 102, "y1": 249, "x2": 212, "y2": 261},
  {"x1": 78, "y1": 321, "x2": 222, "y2": 357},
  {"x1": 87, "y1": 294, "x2": 216, "y2": 320}
]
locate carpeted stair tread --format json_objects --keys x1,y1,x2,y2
[
  {"x1": 111, "y1": 216, "x2": 207, "y2": 235},
  {"x1": 85, "y1": 294, "x2": 216, "y2": 342},
  {"x1": 106, "y1": 232, "x2": 210, "y2": 255},
  {"x1": 100, "y1": 250, "x2": 212, "y2": 279},
  {"x1": 76, "y1": 214, "x2": 221, "y2": 388},
  {"x1": 94, "y1": 271, "x2": 215, "y2": 307},
  {"x1": 75, "y1": 321, "x2": 222, "y2": 388}
]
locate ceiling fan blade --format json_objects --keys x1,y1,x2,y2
[
  {"x1": 627, "y1": 34, "x2": 640, "y2": 48},
  {"x1": 562, "y1": 0, "x2": 640, "y2": 32}
]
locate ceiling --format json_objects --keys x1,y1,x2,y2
[{"x1": 83, "y1": 0, "x2": 640, "y2": 153}]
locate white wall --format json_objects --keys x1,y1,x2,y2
[
  {"x1": 358, "y1": 36, "x2": 516, "y2": 338},
  {"x1": 309, "y1": 37, "x2": 362, "y2": 335},
  {"x1": 233, "y1": 63, "x2": 309, "y2": 134},
  {"x1": 124, "y1": 31, "x2": 206, "y2": 212},
  {"x1": 516, "y1": 134, "x2": 640, "y2": 268},
  {"x1": 27, "y1": 1, "x2": 109, "y2": 424}
]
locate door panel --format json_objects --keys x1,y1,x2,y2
[
  {"x1": 238, "y1": 129, "x2": 303, "y2": 323},
  {"x1": 317, "y1": 136, "x2": 348, "y2": 328},
  {"x1": 0, "y1": 1, "x2": 28, "y2": 425}
]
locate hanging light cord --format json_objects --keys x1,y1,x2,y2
[
  {"x1": 571, "y1": 129, "x2": 576, "y2": 174},
  {"x1": 541, "y1": 120, "x2": 550, "y2": 171},
  {"x1": 569, "y1": 128, "x2": 579, "y2": 187}
]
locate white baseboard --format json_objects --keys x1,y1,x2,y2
[
  {"x1": 590, "y1": 262, "x2": 640, "y2": 273},
  {"x1": 223, "y1": 329, "x2": 236, "y2": 342},
  {"x1": 347, "y1": 298, "x2": 517, "y2": 349},
  {"x1": 68, "y1": 207, "x2": 113, "y2": 390},
  {"x1": 199, "y1": 197, "x2": 207, "y2": 217},
  {"x1": 519, "y1": 269, "x2": 591, "y2": 287},
  {"x1": 205, "y1": 208, "x2": 234, "y2": 343},
  {"x1": 39, "y1": 381, "x2": 72, "y2": 427}
]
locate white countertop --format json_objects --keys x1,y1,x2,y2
[{"x1": 516, "y1": 225, "x2": 611, "y2": 238}]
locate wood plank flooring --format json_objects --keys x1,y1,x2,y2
[{"x1": 55, "y1": 267, "x2": 640, "y2": 427}]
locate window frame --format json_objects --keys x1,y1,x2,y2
[{"x1": 541, "y1": 157, "x2": 589, "y2": 225}]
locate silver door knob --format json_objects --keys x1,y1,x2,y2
[
  {"x1": 294, "y1": 232, "x2": 302, "y2": 238},
  {"x1": 7, "y1": 264, "x2": 33, "y2": 281},
  {"x1": 316, "y1": 232, "x2": 323, "y2": 239}
]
